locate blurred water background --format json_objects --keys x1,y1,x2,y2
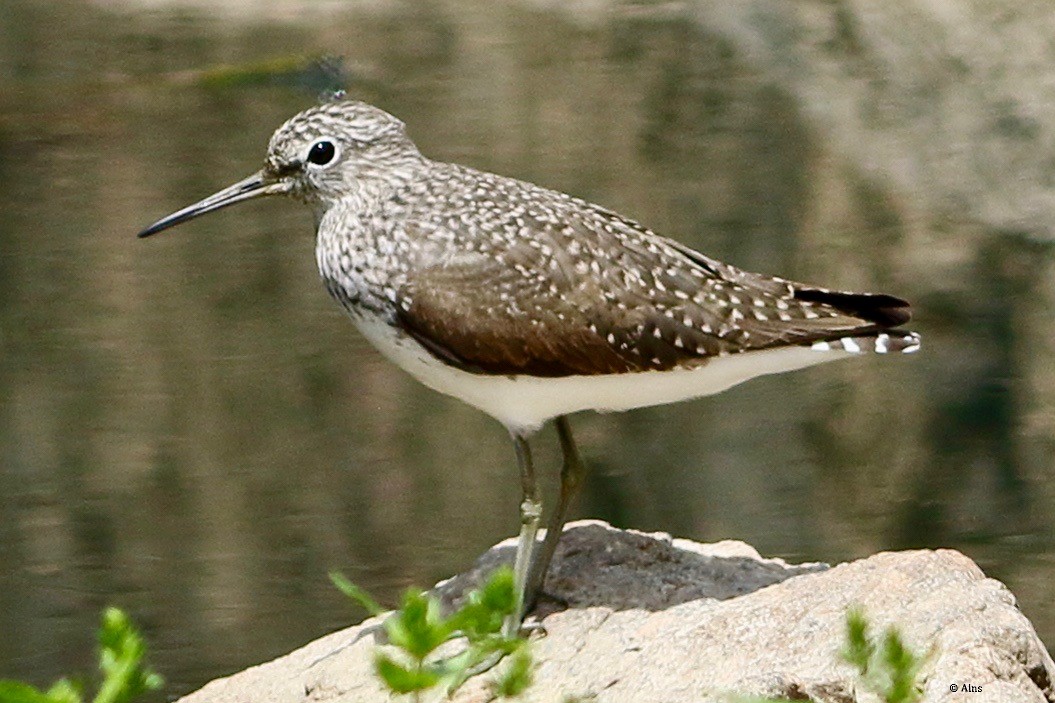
[{"x1": 2, "y1": 0, "x2": 1054, "y2": 697}]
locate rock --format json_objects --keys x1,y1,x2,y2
[{"x1": 176, "y1": 521, "x2": 1055, "y2": 703}]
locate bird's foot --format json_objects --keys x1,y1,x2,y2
[{"x1": 530, "y1": 587, "x2": 569, "y2": 616}]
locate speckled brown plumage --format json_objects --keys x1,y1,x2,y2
[{"x1": 390, "y1": 184, "x2": 913, "y2": 377}]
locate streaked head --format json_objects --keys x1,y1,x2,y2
[{"x1": 138, "y1": 100, "x2": 422, "y2": 238}]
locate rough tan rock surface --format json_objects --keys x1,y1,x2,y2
[{"x1": 177, "y1": 521, "x2": 1054, "y2": 703}]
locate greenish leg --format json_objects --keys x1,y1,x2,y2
[
  {"x1": 525, "y1": 415, "x2": 586, "y2": 611},
  {"x1": 504, "y1": 432, "x2": 541, "y2": 639}
]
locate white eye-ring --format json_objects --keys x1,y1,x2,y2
[{"x1": 305, "y1": 138, "x2": 339, "y2": 168}]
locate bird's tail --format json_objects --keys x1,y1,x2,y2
[{"x1": 807, "y1": 330, "x2": 921, "y2": 354}]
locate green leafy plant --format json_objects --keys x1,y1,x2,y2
[
  {"x1": 841, "y1": 608, "x2": 925, "y2": 703},
  {"x1": 0, "y1": 608, "x2": 163, "y2": 703},
  {"x1": 732, "y1": 608, "x2": 926, "y2": 703},
  {"x1": 330, "y1": 566, "x2": 533, "y2": 701}
]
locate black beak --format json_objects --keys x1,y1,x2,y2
[{"x1": 138, "y1": 171, "x2": 288, "y2": 238}]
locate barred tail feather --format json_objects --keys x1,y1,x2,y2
[{"x1": 808, "y1": 331, "x2": 920, "y2": 355}]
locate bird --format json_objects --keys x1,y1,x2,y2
[{"x1": 138, "y1": 98, "x2": 920, "y2": 636}]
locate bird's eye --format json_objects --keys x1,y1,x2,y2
[{"x1": 307, "y1": 139, "x2": 337, "y2": 166}]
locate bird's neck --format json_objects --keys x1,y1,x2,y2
[{"x1": 314, "y1": 190, "x2": 406, "y2": 321}]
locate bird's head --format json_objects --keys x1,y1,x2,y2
[{"x1": 138, "y1": 99, "x2": 422, "y2": 238}]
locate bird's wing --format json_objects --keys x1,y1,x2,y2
[{"x1": 394, "y1": 187, "x2": 910, "y2": 378}]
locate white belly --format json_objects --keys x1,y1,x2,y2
[{"x1": 352, "y1": 315, "x2": 849, "y2": 435}]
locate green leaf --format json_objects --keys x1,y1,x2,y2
[
  {"x1": 0, "y1": 610, "x2": 161, "y2": 703},
  {"x1": 448, "y1": 568, "x2": 518, "y2": 639},
  {"x1": 479, "y1": 568, "x2": 517, "y2": 616},
  {"x1": 374, "y1": 654, "x2": 439, "y2": 694},
  {"x1": 448, "y1": 596, "x2": 503, "y2": 639},
  {"x1": 879, "y1": 628, "x2": 922, "y2": 703},
  {"x1": 383, "y1": 589, "x2": 451, "y2": 659},
  {"x1": 329, "y1": 572, "x2": 385, "y2": 617},
  {"x1": 92, "y1": 608, "x2": 163, "y2": 703},
  {"x1": 493, "y1": 647, "x2": 533, "y2": 698},
  {"x1": 838, "y1": 608, "x2": 923, "y2": 703},
  {"x1": 45, "y1": 679, "x2": 83, "y2": 703},
  {"x1": 0, "y1": 681, "x2": 63, "y2": 703},
  {"x1": 367, "y1": 569, "x2": 538, "y2": 698},
  {"x1": 842, "y1": 608, "x2": 873, "y2": 675}
]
